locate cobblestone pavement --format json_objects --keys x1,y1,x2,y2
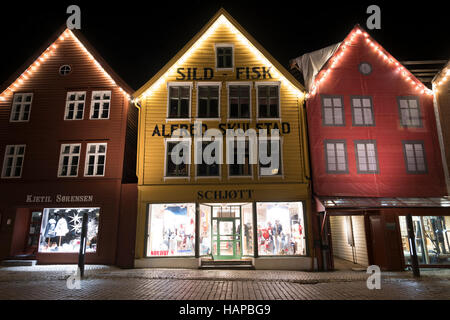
[{"x1": 0, "y1": 265, "x2": 449, "y2": 300}]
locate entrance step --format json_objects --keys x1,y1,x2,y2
[
  {"x1": 1, "y1": 260, "x2": 37, "y2": 267},
  {"x1": 200, "y1": 259, "x2": 254, "y2": 270}
]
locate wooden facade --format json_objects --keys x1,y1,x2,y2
[{"x1": 0, "y1": 27, "x2": 137, "y2": 267}]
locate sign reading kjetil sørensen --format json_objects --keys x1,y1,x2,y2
[{"x1": 26, "y1": 194, "x2": 94, "y2": 203}]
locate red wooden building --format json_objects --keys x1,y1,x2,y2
[
  {"x1": 0, "y1": 27, "x2": 138, "y2": 267},
  {"x1": 293, "y1": 25, "x2": 450, "y2": 271}
]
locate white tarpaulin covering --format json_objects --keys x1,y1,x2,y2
[{"x1": 292, "y1": 43, "x2": 342, "y2": 91}]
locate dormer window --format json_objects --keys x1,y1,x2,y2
[{"x1": 215, "y1": 44, "x2": 234, "y2": 70}]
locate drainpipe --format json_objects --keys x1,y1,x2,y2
[{"x1": 406, "y1": 214, "x2": 420, "y2": 277}]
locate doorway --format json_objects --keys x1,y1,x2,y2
[{"x1": 10, "y1": 208, "x2": 42, "y2": 257}]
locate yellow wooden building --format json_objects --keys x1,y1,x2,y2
[{"x1": 133, "y1": 9, "x2": 313, "y2": 269}]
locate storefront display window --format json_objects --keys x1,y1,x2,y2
[
  {"x1": 399, "y1": 216, "x2": 450, "y2": 266},
  {"x1": 147, "y1": 203, "x2": 196, "y2": 257},
  {"x1": 199, "y1": 204, "x2": 211, "y2": 255},
  {"x1": 242, "y1": 204, "x2": 253, "y2": 256},
  {"x1": 256, "y1": 202, "x2": 305, "y2": 256},
  {"x1": 38, "y1": 208, "x2": 99, "y2": 253}
]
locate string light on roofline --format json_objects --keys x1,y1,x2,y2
[
  {"x1": 307, "y1": 26, "x2": 433, "y2": 98},
  {"x1": 0, "y1": 29, "x2": 131, "y2": 102}
]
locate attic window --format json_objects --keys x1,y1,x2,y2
[
  {"x1": 359, "y1": 62, "x2": 372, "y2": 75},
  {"x1": 215, "y1": 44, "x2": 234, "y2": 70},
  {"x1": 59, "y1": 65, "x2": 72, "y2": 76}
]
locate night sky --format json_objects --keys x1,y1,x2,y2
[{"x1": 0, "y1": 1, "x2": 448, "y2": 90}]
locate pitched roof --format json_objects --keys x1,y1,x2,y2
[
  {"x1": 0, "y1": 26, "x2": 133, "y2": 102},
  {"x1": 134, "y1": 8, "x2": 305, "y2": 99},
  {"x1": 292, "y1": 25, "x2": 433, "y2": 97}
]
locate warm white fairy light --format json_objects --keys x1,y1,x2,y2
[
  {"x1": 308, "y1": 26, "x2": 433, "y2": 98},
  {"x1": 138, "y1": 14, "x2": 305, "y2": 101},
  {"x1": 434, "y1": 66, "x2": 450, "y2": 91},
  {"x1": 0, "y1": 28, "x2": 131, "y2": 102}
]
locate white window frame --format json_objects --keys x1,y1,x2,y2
[
  {"x1": 227, "y1": 137, "x2": 254, "y2": 179},
  {"x1": 355, "y1": 140, "x2": 379, "y2": 174},
  {"x1": 84, "y1": 143, "x2": 107, "y2": 177},
  {"x1": 58, "y1": 143, "x2": 81, "y2": 177},
  {"x1": 194, "y1": 138, "x2": 222, "y2": 179},
  {"x1": 227, "y1": 82, "x2": 253, "y2": 121},
  {"x1": 89, "y1": 91, "x2": 112, "y2": 120},
  {"x1": 351, "y1": 96, "x2": 375, "y2": 126},
  {"x1": 164, "y1": 138, "x2": 191, "y2": 180},
  {"x1": 10, "y1": 93, "x2": 33, "y2": 122},
  {"x1": 196, "y1": 82, "x2": 222, "y2": 120},
  {"x1": 258, "y1": 136, "x2": 284, "y2": 178},
  {"x1": 398, "y1": 96, "x2": 422, "y2": 127},
  {"x1": 64, "y1": 91, "x2": 86, "y2": 120},
  {"x1": 255, "y1": 81, "x2": 281, "y2": 121},
  {"x1": 214, "y1": 43, "x2": 235, "y2": 71},
  {"x1": 324, "y1": 140, "x2": 349, "y2": 174},
  {"x1": 1, "y1": 145, "x2": 26, "y2": 179},
  {"x1": 166, "y1": 82, "x2": 193, "y2": 122},
  {"x1": 403, "y1": 141, "x2": 427, "y2": 174}
]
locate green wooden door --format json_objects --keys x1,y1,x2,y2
[{"x1": 212, "y1": 218, "x2": 242, "y2": 260}]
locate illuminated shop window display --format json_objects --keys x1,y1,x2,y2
[
  {"x1": 399, "y1": 216, "x2": 450, "y2": 266},
  {"x1": 147, "y1": 203, "x2": 196, "y2": 257},
  {"x1": 38, "y1": 208, "x2": 99, "y2": 253},
  {"x1": 257, "y1": 202, "x2": 306, "y2": 256}
]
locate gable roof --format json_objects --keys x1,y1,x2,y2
[
  {"x1": 134, "y1": 8, "x2": 305, "y2": 99},
  {"x1": 0, "y1": 26, "x2": 133, "y2": 102},
  {"x1": 292, "y1": 25, "x2": 433, "y2": 97},
  {"x1": 432, "y1": 59, "x2": 450, "y2": 90}
]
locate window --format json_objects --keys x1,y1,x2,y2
[
  {"x1": 351, "y1": 96, "x2": 374, "y2": 126},
  {"x1": 146, "y1": 203, "x2": 196, "y2": 257},
  {"x1": 257, "y1": 202, "x2": 306, "y2": 256},
  {"x1": 90, "y1": 91, "x2": 111, "y2": 119},
  {"x1": 38, "y1": 208, "x2": 99, "y2": 253},
  {"x1": 168, "y1": 84, "x2": 191, "y2": 119},
  {"x1": 197, "y1": 84, "x2": 219, "y2": 118},
  {"x1": 165, "y1": 139, "x2": 190, "y2": 177},
  {"x1": 10, "y1": 93, "x2": 33, "y2": 122},
  {"x1": 59, "y1": 65, "x2": 72, "y2": 76},
  {"x1": 228, "y1": 139, "x2": 252, "y2": 177},
  {"x1": 196, "y1": 140, "x2": 220, "y2": 177},
  {"x1": 398, "y1": 96, "x2": 422, "y2": 127},
  {"x1": 325, "y1": 140, "x2": 348, "y2": 173},
  {"x1": 58, "y1": 144, "x2": 81, "y2": 177},
  {"x1": 355, "y1": 141, "x2": 379, "y2": 173},
  {"x1": 259, "y1": 137, "x2": 282, "y2": 176},
  {"x1": 216, "y1": 45, "x2": 233, "y2": 69},
  {"x1": 257, "y1": 84, "x2": 280, "y2": 119},
  {"x1": 229, "y1": 85, "x2": 251, "y2": 119},
  {"x1": 84, "y1": 143, "x2": 107, "y2": 177},
  {"x1": 64, "y1": 92, "x2": 86, "y2": 120},
  {"x1": 2, "y1": 145, "x2": 26, "y2": 178},
  {"x1": 321, "y1": 95, "x2": 344, "y2": 126},
  {"x1": 358, "y1": 62, "x2": 372, "y2": 75},
  {"x1": 403, "y1": 142, "x2": 427, "y2": 173}
]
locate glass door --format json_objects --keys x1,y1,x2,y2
[{"x1": 211, "y1": 205, "x2": 242, "y2": 260}]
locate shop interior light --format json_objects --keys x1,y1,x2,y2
[
  {"x1": 138, "y1": 14, "x2": 305, "y2": 101},
  {"x1": 308, "y1": 26, "x2": 433, "y2": 98},
  {"x1": 0, "y1": 28, "x2": 131, "y2": 102}
]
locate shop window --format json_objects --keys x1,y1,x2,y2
[
  {"x1": 65, "y1": 91, "x2": 86, "y2": 120},
  {"x1": 403, "y1": 141, "x2": 427, "y2": 173},
  {"x1": 228, "y1": 139, "x2": 252, "y2": 177},
  {"x1": 321, "y1": 95, "x2": 344, "y2": 126},
  {"x1": 58, "y1": 144, "x2": 81, "y2": 177},
  {"x1": 256, "y1": 202, "x2": 306, "y2": 256},
  {"x1": 398, "y1": 96, "x2": 422, "y2": 127},
  {"x1": 168, "y1": 84, "x2": 191, "y2": 119},
  {"x1": 199, "y1": 204, "x2": 211, "y2": 256},
  {"x1": 325, "y1": 140, "x2": 348, "y2": 174},
  {"x1": 399, "y1": 216, "x2": 450, "y2": 266},
  {"x1": 216, "y1": 45, "x2": 233, "y2": 69},
  {"x1": 90, "y1": 91, "x2": 111, "y2": 119},
  {"x1": 242, "y1": 204, "x2": 254, "y2": 256},
  {"x1": 196, "y1": 140, "x2": 220, "y2": 177},
  {"x1": 10, "y1": 93, "x2": 33, "y2": 122},
  {"x1": 1, "y1": 145, "x2": 26, "y2": 178},
  {"x1": 259, "y1": 137, "x2": 282, "y2": 176},
  {"x1": 257, "y1": 84, "x2": 280, "y2": 119},
  {"x1": 38, "y1": 208, "x2": 99, "y2": 253},
  {"x1": 166, "y1": 139, "x2": 190, "y2": 177},
  {"x1": 84, "y1": 143, "x2": 107, "y2": 177},
  {"x1": 228, "y1": 85, "x2": 250, "y2": 119},
  {"x1": 197, "y1": 84, "x2": 220, "y2": 118},
  {"x1": 147, "y1": 203, "x2": 196, "y2": 257},
  {"x1": 351, "y1": 96, "x2": 374, "y2": 126},
  {"x1": 355, "y1": 140, "x2": 378, "y2": 173}
]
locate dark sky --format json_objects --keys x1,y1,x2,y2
[{"x1": 1, "y1": 1, "x2": 448, "y2": 90}]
